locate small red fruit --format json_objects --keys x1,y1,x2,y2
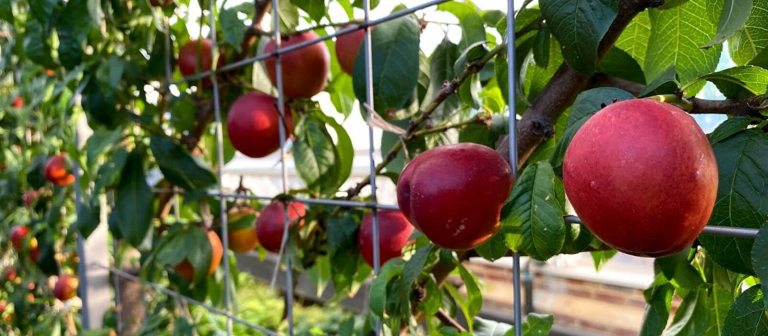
[
  {"x1": 264, "y1": 31, "x2": 330, "y2": 98},
  {"x1": 358, "y1": 210, "x2": 415, "y2": 267},
  {"x1": 44, "y1": 153, "x2": 75, "y2": 186},
  {"x1": 22, "y1": 190, "x2": 39, "y2": 208},
  {"x1": 226, "y1": 92, "x2": 293, "y2": 158},
  {"x1": 10, "y1": 225, "x2": 30, "y2": 251},
  {"x1": 178, "y1": 39, "x2": 213, "y2": 77},
  {"x1": 335, "y1": 25, "x2": 366, "y2": 75},
  {"x1": 174, "y1": 230, "x2": 223, "y2": 282},
  {"x1": 256, "y1": 201, "x2": 307, "y2": 253},
  {"x1": 11, "y1": 96, "x2": 24, "y2": 109},
  {"x1": 53, "y1": 274, "x2": 79, "y2": 301},
  {"x1": 396, "y1": 143, "x2": 514, "y2": 250},
  {"x1": 563, "y1": 99, "x2": 718, "y2": 257},
  {"x1": 2, "y1": 268, "x2": 16, "y2": 282}
]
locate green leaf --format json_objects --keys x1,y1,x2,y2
[
  {"x1": 74, "y1": 199, "x2": 100, "y2": 239},
  {"x1": 113, "y1": 148, "x2": 153, "y2": 247},
  {"x1": 699, "y1": 129, "x2": 768, "y2": 275},
  {"x1": 184, "y1": 228, "x2": 214, "y2": 283},
  {"x1": 56, "y1": 0, "x2": 93, "y2": 69},
  {"x1": 276, "y1": 0, "x2": 299, "y2": 34},
  {"x1": 640, "y1": 66, "x2": 680, "y2": 97},
  {"x1": 94, "y1": 147, "x2": 128, "y2": 193},
  {"x1": 551, "y1": 87, "x2": 635, "y2": 169},
  {"x1": 85, "y1": 129, "x2": 123, "y2": 168},
  {"x1": 559, "y1": 222, "x2": 594, "y2": 254},
  {"x1": 645, "y1": 0, "x2": 722, "y2": 94},
  {"x1": 29, "y1": 0, "x2": 57, "y2": 25},
  {"x1": 475, "y1": 233, "x2": 509, "y2": 261},
  {"x1": 220, "y1": 4, "x2": 252, "y2": 52},
  {"x1": 699, "y1": 65, "x2": 768, "y2": 99},
  {"x1": 752, "y1": 226, "x2": 768, "y2": 308},
  {"x1": 369, "y1": 259, "x2": 404, "y2": 317},
  {"x1": 0, "y1": 0, "x2": 12, "y2": 23},
  {"x1": 352, "y1": 16, "x2": 420, "y2": 119},
  {"x1": 640, "y1": 282, "x2": 674, "y2": 336},
  {"x1": 456, "y1": 263, "x2": 482, "y2": 326},
  {"x1": 722, "y1": 286, "x2": 768, "y2": 336},
  {"x1": 425, "y1": 39, "x2": 461, "y2": 121},
  {"x1": 533, "y1": 26, "x2": 551, "y2": 68},
  {"x1": 728, "y1": 0, "x2": 768, "y2": 65},
  {"x1": 504, "y1": 161, "x2": 565, "y2": 260},
  {"x1": 437, "y1": 2, "x2": 486, "y2": 50},
  {"x1": 395, "y1": 246, "x2": 432, "y2": 316},
  {"x1": 292, "y1": 116, "x2": 340, "y2": 194},
  {"x1": 314, "y1": 112, "x2": 354, "y2": 188},
  {"x1": 82, "y1": 76, "x2": 121, "y2": 129},
  {"x1": 473, "y1": 316, "x2": 512, "y2": 336},
  {"x1": 291, "y1": 0, "x2": 325, "y2": 22},
  {"x1": 523, "y1": 313, "x2": 555, "y2": 336},
  {"x1": 521, "y1": 35, "x2": 563, "y2": 103},
  {"x1": 708, "y1": 117, "x2": 752, "y2": 144},
  {"x1": 23, "y1": 19, "x2": 55, "y2": 68},
  {"x1": 705, "y1": 0, "x2": 753, "y2": 47},
  {"x1": 328, "y1": 74, "x2": 355, "y2": 118},
  {"x1": 327, "y1": 215, "x2": 361, "y2": 295},
  {"x1": 540, "y1": 0, "x2": 619, "y2": 74},
  {"x1": 590, "y1": 249, "x2": 617, "y2": 271},
  {"x1": 665, "y1": 290, "x2": 710, "y2": 336},
  {"x1": 655, "y1": 249, "x2": 705, "y2": 289},
  {"x1": 149, "y1": 136, "x2": 217, "y2": 192},
  {"x1": 615, "y1": 11, "x2": 651, "y2": 72},
  {"x1": 599, "y1": 47, "x2": 646, "y2": 84}
]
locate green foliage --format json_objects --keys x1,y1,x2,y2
[{"x1": 2, "y1": 0, "x2": 768, "y2": 334}]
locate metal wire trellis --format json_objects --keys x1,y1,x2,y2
[{"x1": 72, "y1": 0, "x2": 764, "y2": 335}]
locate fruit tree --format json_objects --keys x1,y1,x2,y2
[{"x1": 1, "y1": 0, "x2": 768, "y2": 335}]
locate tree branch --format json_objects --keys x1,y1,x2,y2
[
  {"x1": 589, "y1": 74, "x2": 768, "y2": 117},
  {"x1": 437, "y1": 309, "x2": 467, "y2": 332},
  {"x1": 496, "y1": 0, "x2": 664, "y2": 168}
]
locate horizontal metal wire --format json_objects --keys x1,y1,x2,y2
[
  {"x1": 565, "y1": 215, "x2": 759, "y2": 238},
  {"x1": 162, "y1": 192, "x2": 758, "y2": 238},
  {"x1": 95, "y1": 264, "x2": 278, "y2": 335},
  {"x1": 174, "y1": 0, "x2": 451, "y2": 84},
  {"x1": 151, "y1": 188, "x2": 399, "y2": 210}
]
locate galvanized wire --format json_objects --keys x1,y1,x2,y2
[
  {"x1": 362, "y1": 0, "x2": 382, "y2": 334},
  {"x1": 206, "y1": 0, "x2": 234, "y2": 333},
  {"x1": 506, "y1": 0, "x2": 522, "y2": 334},
  {"x1": 99, "y1": 264, "x2": 279, "y2": 335},
  {"x1": 268, "y1": 1, "x2": 295, "y2": 334}
]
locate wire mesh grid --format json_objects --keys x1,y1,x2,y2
[{"x1": 67, "y1": 0, "x2": 762, "y2": 335}]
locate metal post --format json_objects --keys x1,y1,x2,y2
[
  {"x1": 74, "y1": 104, "x2": 111, "y2": 330},
  {"x1": 506, "y1": 0, "x2": 522, "y2": 335}
]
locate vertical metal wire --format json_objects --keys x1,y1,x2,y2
[
  {"x1": 73, "y1": 139, "x2": 91, "y2": 329},
  {"x1": 506, "y1": 1, "x2": 522, "y2": 335},
  {"x1": 269, "y1": 1, "x2": 295, "y2": 334},
  {"x1": 205, "y1": 0, "x2": 234, "y2": 333},
  {"x1": 361, "y1": 1, "x2": 382, "y2": 335}
]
